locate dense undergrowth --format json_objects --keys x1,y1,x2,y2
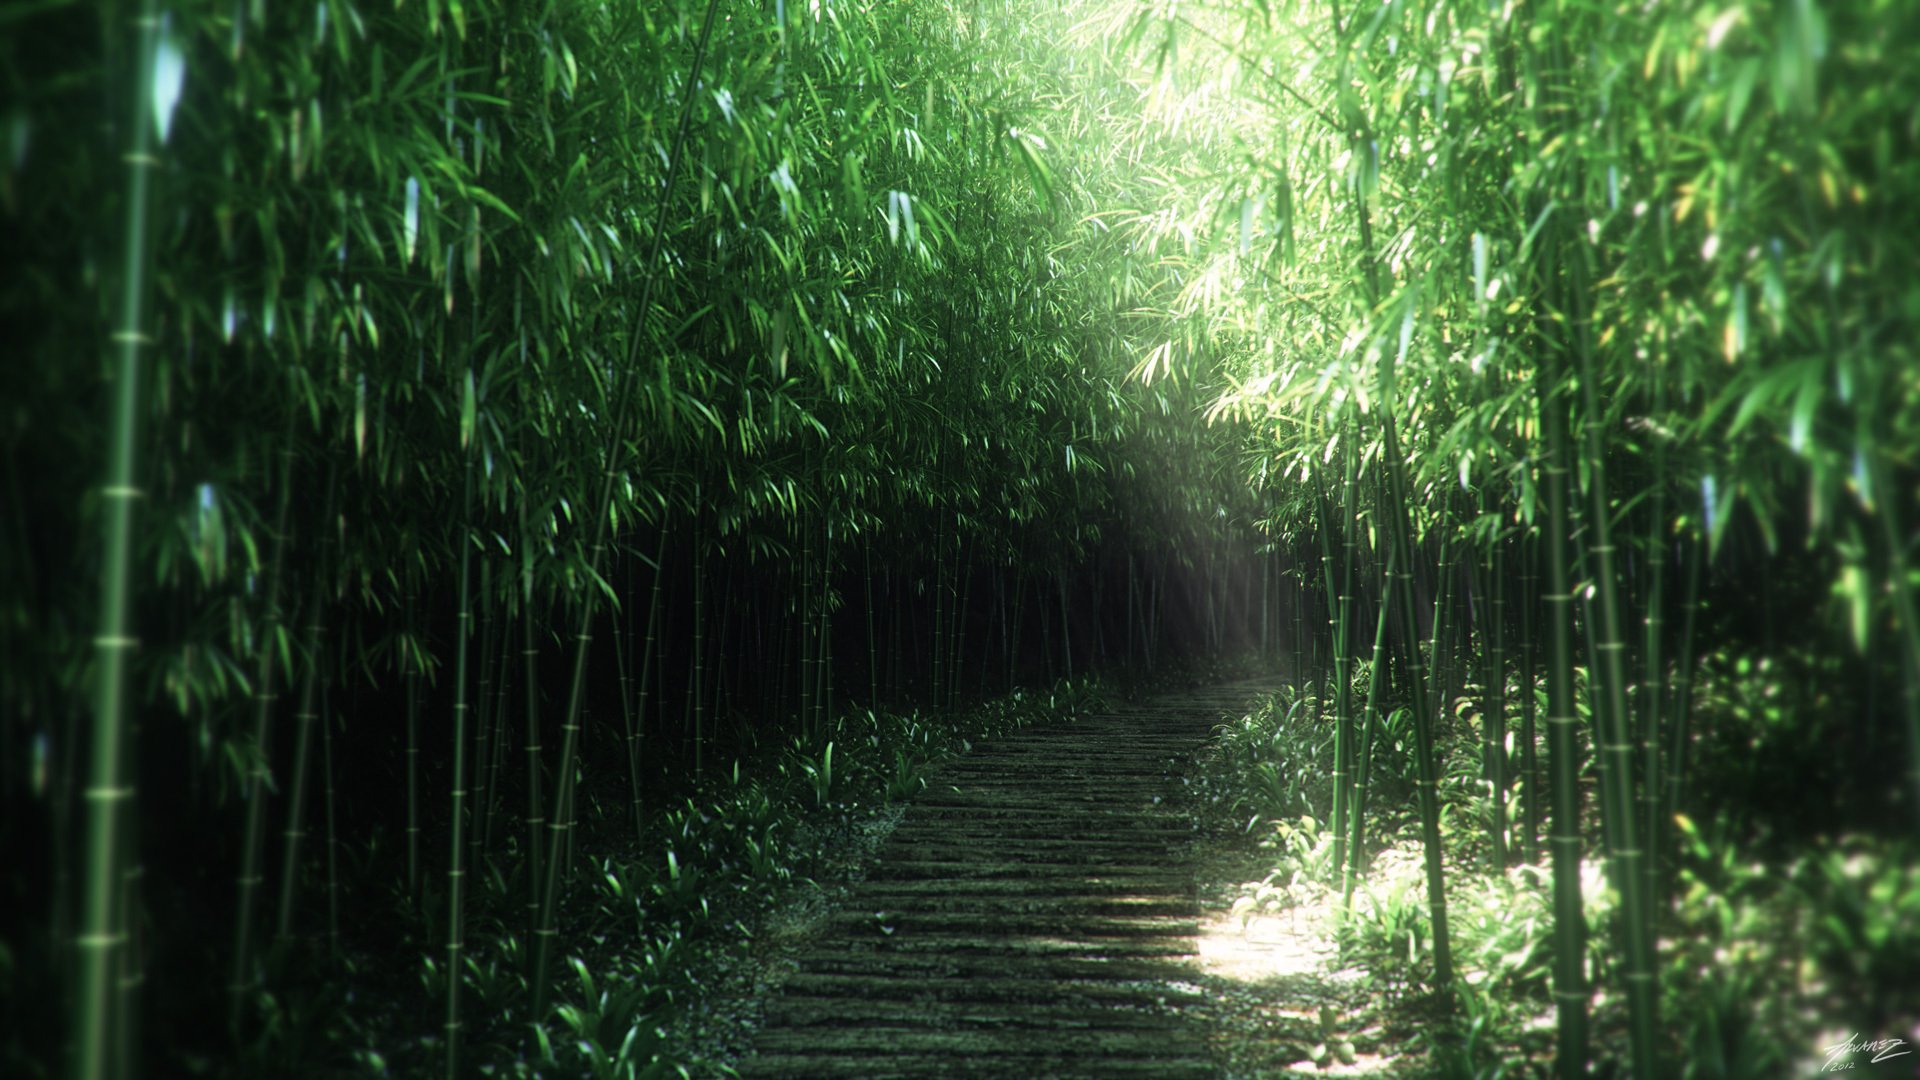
[
  {"x1": 149, "y1": 676, "x2": 1117, "y2": 1079},
  {"x1": 1198, "y1": 643, "x2": 1918, "y2": 1079}
]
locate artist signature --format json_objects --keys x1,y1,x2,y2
[{"x1": 1823, "y1": 1033, "x2": 1912, "y2": 1071}]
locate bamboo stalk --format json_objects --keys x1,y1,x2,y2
[
  {"x1": 481, "y1": 613, "x2": 513, "y2": 858},
  {"x1": 951, "y1": 536, "x2": 974, "y2": 709},
  {"x1": 406, "y1": 589, "x2": 422, "y2": 902},
  {"x1": 1660, "y1": 531, "x2": 1704, "y2": 840},
  {"x1": 628, "y1": 526, "x2": 667, "y2": 838},
  {"x1": 1345, "y1": 548, "x2": 1394, "y2": 907},
  {"x1": 801, "y1": 508, "x2": 816, "y2": 732},
  {"x1": 1057, "y1": 571, "x2": 1074, "y2": 683},
  {"x1": 1321, "y1": 0, "x2": 1453, "y2": 983},
  {"x1": 1639, "y1": 401, "x2": 1669, "y2": 909},
  {"x1": 1540, "y1": 348, "x2": 1590, "y2": 1080},
  {"x1": 866, "y1": 531, "x2": 879, "y2": 704},
  {"x1": 931, "y1": 511, "x2": 945, "y2": 707},
  {"x1": 690, "y1": 497, "x2": 706, "y2": 775},
  {"x1": 444, "y1": 458, "x2": 475, "y2": 1079},
  {"x1": 230, "y1": 427, "x2": 296, "y2": 1033},
  {"x1": 469, "y1": 561, "x2": 496, "y2": 870},
  {"x1": 80, "y1": 6, "x2": 162, "y2": 1069},
  {"x1": 1487, "y1": 533, "x2": 1509, "y2": 868},
  {"x1": 1569, "y1": 233, "x2": 1658, "y2": 1076},
  {"x1": 1519, "y1": 527, "x2": 1541, "y2": 864},
  {"x1": 275, "y1": 575, "x2": 327, "y2": 941},
  {"x1": 531, "y1": 0, "x2": 720, "y2": 1017},
  {"x1": 321, "y1": 678, "x2": 340, "y2": 958},
  {"x1": 1316, "y1": 474, "x2": 1353, "y2": 892},
  {"x1": 521, "y1": 554, "x2": 544, "y2": 953}
]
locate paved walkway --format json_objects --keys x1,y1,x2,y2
[{"x1": 740, "y1": 680, "x2": 1276, "y2": 1078}]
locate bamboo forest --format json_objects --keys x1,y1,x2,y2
[{"x1": 5, "y1": 0, "x2": 1919, "y2": 1075}]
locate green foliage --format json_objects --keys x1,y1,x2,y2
[
  {"x1": 1428, "y1": 980, "x2": 1522, "y2": 1080},
  {"x1": 1230, "y1": 813, "x2": 1339, "y2": 926},
  {"x1": 1211, "y1": 689, "x2": 1329, "y2": 830},
  {"x1": 8, "y1": 0, "x2": 1919, "y2": 1067},
  {"x1": 1341, "y1": 872, "x2": 1433, "y2": 998}
]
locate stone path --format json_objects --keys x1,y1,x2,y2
[{"x1": 739, "y1": 681, "x2": 1276, "y2": 1078}]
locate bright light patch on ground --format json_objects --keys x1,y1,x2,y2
[
  {"x1": 1196, "y1": 880, "x2": 1401, "y2": 1076},
  {"x1": 1197, "y1": 906, "x2": 1330, "y2": 982}
]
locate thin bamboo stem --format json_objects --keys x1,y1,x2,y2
[
  {"x1": 230, "y1": 427, "x2": 296, "y2": 1033},
  {"x1": 444, "y1": 461, "x2": 475, "y2": 1079},
  {"x1": 275, "y1": 577, "x2": 327, "y2": 941}
]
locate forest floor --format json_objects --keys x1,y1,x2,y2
[
  {"x1": 711, "y1": 677, "x2": 1426, "y2": 1078},
  {"x1": 1182, "y1": 806, "x2": 1435, "y2": 1078}
]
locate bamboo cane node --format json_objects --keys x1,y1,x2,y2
[
  {"x1": 82, "y1": 785, "x2": 134, "y2": 801},
  {"x1": 100, "y1": 482, "x2": 146, "y2": 496},
  {"x1": 92, "y1": 634, "x2": 140, "y2": 649}
]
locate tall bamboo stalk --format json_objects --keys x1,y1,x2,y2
[
  {"x1": 531, "y1": 0, "x2": 719, "y2": 1017},
  {"x1": 480, "y1": 614, "x2": 513, "y2": 858},
  {"x1": 444, "y1": 456, "x2": 475, "y2": 1079},
  {"x1": 950, "y1": 537, "x2": 974, "y2": 708},
  {"x1": 931, "y1": 513, "x2": 946, "y2": 706},
  {"x1": 1058, "y1": 572, "x2": 1074, "y2": 683},
  {"x1": 690, "y1": 496, "x2": 707, "y2": 775},
  {"x1": 1569, "y1": 232, "x2": 1658, "y2": 1077},
  {"x1": 818, "y1": 521, "x2": 834, "y2": 729},
  {"x1": 1638, "y1": 373, "x2": 1670, "y2": 909},
  {"x1": 521, "y1": 549, "x2": 543, "y2": 950},
  {"x1": 802, "y1": 511, "x2": 817, "y2": 729},
  {"x1": 321, "y1": 678, "x2": 340, "y2": 957},
  {"x1": 470, "y1": 562, "x2": 497, "y2": 868},
  {"x1": 1661, "y1": 531, "x2": 1704, "y2": 843},
  {"x1": 275, "y1": 571, "x2": 328, "y2": 940},
  {"x1": 866, "y1": 532, "x2": 879, "y2": 704},
  {"x1": 1321, "y1": 0, "x2": 1452, "y2": 986},
  {"x1": 79, "y1": 3, "x2": 163, "y2": 1070},
  {"x1": 229, "y1": 424, "x2": 296, "y2": 1032},
  {"x1": 1487, "y1": 535, "x2": 1508, "y2": 868},
  {"x1": 1316, "y1": 470, "x2": 1354, "y2": 888},
  {"x1": 1345, "y1": 548, "x2": 1394, "y2": 907},
  {"x1": 1540, "y1": 314, "x2": 1590, "y2": 1080},
  {"x1": 1519, "y1": 527, "x2": 1541, "y2": 864},
  {"x1": 405, "y1": 584, "x2": 422, "y2": 902},
  {"x1": 628, "y1": 526, "x2": 667, "y2": 837}
]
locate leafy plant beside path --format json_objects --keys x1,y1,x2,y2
[{"x1": 1196, "y1": 654, "x2": 1918, "y2": 1078}]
